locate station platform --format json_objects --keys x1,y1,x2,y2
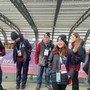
[{"x1": 2, "y1": 80, "x2": 90, "y2": 90}]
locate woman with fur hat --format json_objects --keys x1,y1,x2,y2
[{"x1": 48, "y1": 34, "x2": 74, "y2": 90}]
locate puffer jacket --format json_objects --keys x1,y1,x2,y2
[
  {"x1": 35, "y1": 40, "x2": 54, "y2": 66},
  {"x1": 48, "y1": 49, "x2": 75, "y2": 85},
  {"x1": 13, "y1": 38, "x2": 32, "y2": 63}
]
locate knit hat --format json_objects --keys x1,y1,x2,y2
[
  {"x1": 57, "y1": 34, "x2": 68, "y2": 45},
  {"x1": 11, "y1": 31, "x2": 19, "y2": 40},
  {"x1": 44, "y1": 32, "x2": 50, "y2": 37}
]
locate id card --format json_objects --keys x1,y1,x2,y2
[
  {"x1": 56, "y1": 72, "x2": 61, "y2": 82},
  {"x1": 44, "y1": 49, "x2": 49, "y2": 56},
  {"x1": 17, "y1": 50, "x2": 22, "y2": 56},
  {"x1": 0, "y1": 52, "x2": 2, "y2": 54},
  {"x1": 61, "y1": 64, "x2": 67, "y2": 73}
]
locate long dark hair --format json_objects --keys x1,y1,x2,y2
[
  {"x1": 53, "y1": 44, "x2": 69, "y2": 57},
  {"x1": 72, "y1": 33, "x2": 82, "y2": 52}
]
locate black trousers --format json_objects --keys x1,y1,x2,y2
[
  {"x1": 16, "y1": 60, "x2": 29, "y2": 86},
  {"x1": 72, "y1": 71, "x2": 79, "y2": 90},
  {"x1": 0, "y1": 66, "x2": 4, "y2": 90},
  {"x1": 52, "y1": 82, "x2": 67, "y2": 90}
]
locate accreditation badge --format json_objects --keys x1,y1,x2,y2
[
  {"x1": 17, "y1": 50, "x2": 22, "y2": 56},
  {"x1": 56, "y1": 72, "x2": 61, "y2": 82},
  {"x1": 61, "y1": 64, "x2": 67, "y2": 73},
  {"x1": 44, "y1": 49, "x2": 49, "y2": 56}
]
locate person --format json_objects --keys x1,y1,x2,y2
[
  {"x1": 48, "y1": 34, "x2": 75, "y2": 90},
  {"x1": 0, "y1": 40, "x2": 7, "y2": 90},
  {"x1": 35, "y1": 32, "x2": 54, "y2": 90},
  {"x1": 83, "y1": 50, "x2": 90, "y2": 75},
  {"x1": 87, "y1": 50, "x2": 90, "y2": 84},
  {"x1": 11, "y1": 32, "x2": 32, "y2": 89},
  {"x1": 83, "y1": 50, "x2": 90, "y2": 89},
  {"x1": 68, "y1": 33, "x2": 85, "y2": 90}
]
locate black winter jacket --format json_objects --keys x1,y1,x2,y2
[
  {"x1": 48, "y1": 49, "x2": 75, "y2": 85},
  {"x1": 13, "y1": 38, "x2": 32, "y2": 63},
  {"x1": 35, "y1": 40, "x2": 54, "y2": 66}
]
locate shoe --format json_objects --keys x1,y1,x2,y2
[
  {"x1": 36, "y1": 84, "x2": 41, "y2": 90},
  {"x1": 21, "y1": 84, "x2": 26, "y2": 89},
  {"x1": 46, "y1": 85, "x2": 52, "y2": 90},
  {"x1": 16, "y1": 85, "x2": 20, "y2": 89}
]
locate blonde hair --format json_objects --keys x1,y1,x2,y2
[{"x1": 72, "y1": 33, "x2": 82, "y2": 52}]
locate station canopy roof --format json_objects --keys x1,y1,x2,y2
[{"x1": 0, "y1": 0, "x2": 90, "y2": 48}]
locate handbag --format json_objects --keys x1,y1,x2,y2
[{"x1": 56, "y1": 71, "x2": 68, "y2": 84}]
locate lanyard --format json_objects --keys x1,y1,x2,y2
[
  {"x1": 58, "y1": 52, "x2": 67, "y2": 73},
  {"x1": 56, "y1": 52, "x2": 63, "y2": 72},
  {"x1": 16, "y1": 42, "x2": 22, "y2": 51},
  {"x1": 59, "y1": 51, "x2": 63, "y2": 64}
]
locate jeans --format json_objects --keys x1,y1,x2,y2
[{"x1": 37, "y1": 66, "x2": 50, "y2": 85}]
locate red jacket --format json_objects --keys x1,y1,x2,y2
[
  {"x1": 35, "y1": 43, "x2": 40, "y2": 64},
  {"x1": 35, "y1": 41, "x2": 54, "y2": 65}
]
